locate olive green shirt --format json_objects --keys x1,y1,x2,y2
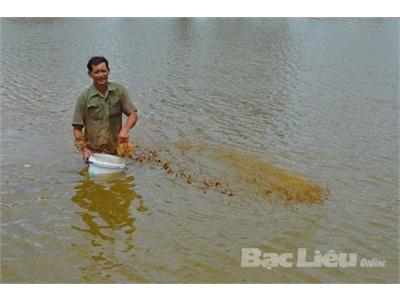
[{"x1": 72, "y1": 82, "x2": 137, "y2": 153}]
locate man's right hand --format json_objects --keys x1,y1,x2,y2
[{"x1": 82, "y1": 147, "x2": 92, "y2": 162}]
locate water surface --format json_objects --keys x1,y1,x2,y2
[{"x1": 1, "y1": 18, "x2": 399, "y2": 283}]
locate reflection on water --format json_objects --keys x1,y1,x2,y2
[{"x1": 70, "y1": 171, "x2": 147, "y2": 282}]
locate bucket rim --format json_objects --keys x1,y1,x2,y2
[{"x1": 88, "y1": 153, "x2": 126, "y2": 169}]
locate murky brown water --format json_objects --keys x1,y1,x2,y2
[{"x1": 1, "y1": 18, "x2": 399, "y2": 283}]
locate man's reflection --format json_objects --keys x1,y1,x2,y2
[{"x1": 70, "y1": 172, "x2": 147, "y2": 282}]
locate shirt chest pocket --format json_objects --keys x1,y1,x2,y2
[
  {"x1": 87, "y1": 102, "x2": 106, "y2": 120},
  {"x1": 109, "y1": 98, "x2": 122, "y2": 116}
]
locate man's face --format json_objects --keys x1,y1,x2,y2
[{"x1": 89, "y1": 62, "x2": 109, "y2": 86}]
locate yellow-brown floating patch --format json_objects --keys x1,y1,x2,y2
[{"x1": 213, "y1": 148, "x2": 327, "y2": 203}]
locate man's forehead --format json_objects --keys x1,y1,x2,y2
[{"x1": 92, "y1": 62, "x2": 108, "y2": 70}]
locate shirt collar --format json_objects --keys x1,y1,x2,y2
[{"x1": 88, "y1": 82, "x2": 116, "y2": 98}]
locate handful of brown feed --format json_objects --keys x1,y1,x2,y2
[{"x1": 117, "y1": 140, "x2": 135, "y2": 157}]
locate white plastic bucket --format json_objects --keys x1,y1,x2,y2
[{"x1": 88, "y1": 153, "x2": 126, "y2": 176}]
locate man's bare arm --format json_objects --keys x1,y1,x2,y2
[
  {"x1": 73, "y1": 125, "x2": 91, "y2": 161},
  {"x1": 118, "y1": 111, "x2": 138, "y2": 143}
]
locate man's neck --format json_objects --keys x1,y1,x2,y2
[{"x1": 94, "y1": 82, "x2": 108, "y2": 96}]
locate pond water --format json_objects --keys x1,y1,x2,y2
[{"x1": 1, "y1": 18, "x2": 398, "y2": 283}]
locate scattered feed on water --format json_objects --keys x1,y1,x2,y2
[{"x1": 127, "y1": 142, "x2": 326, "y2": 203}]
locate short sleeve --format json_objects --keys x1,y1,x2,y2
[
  {"x1": 72, "y1": 95, "x2": 85, "y2": 126},
  {"x1": 120, "y1": 86, "x2": 137, "y2": 116}
]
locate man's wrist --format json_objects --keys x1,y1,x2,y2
[{"x1": 74, "y1": 138, "x2": 88, "y2": 151}]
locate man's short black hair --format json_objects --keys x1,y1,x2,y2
[{"x1": 87, "y1": 56, "x2": 109, "y2": 72}]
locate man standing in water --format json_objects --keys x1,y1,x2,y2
[{"x1": 72, "y1": 56, "x2": 138, "y2": 161}]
